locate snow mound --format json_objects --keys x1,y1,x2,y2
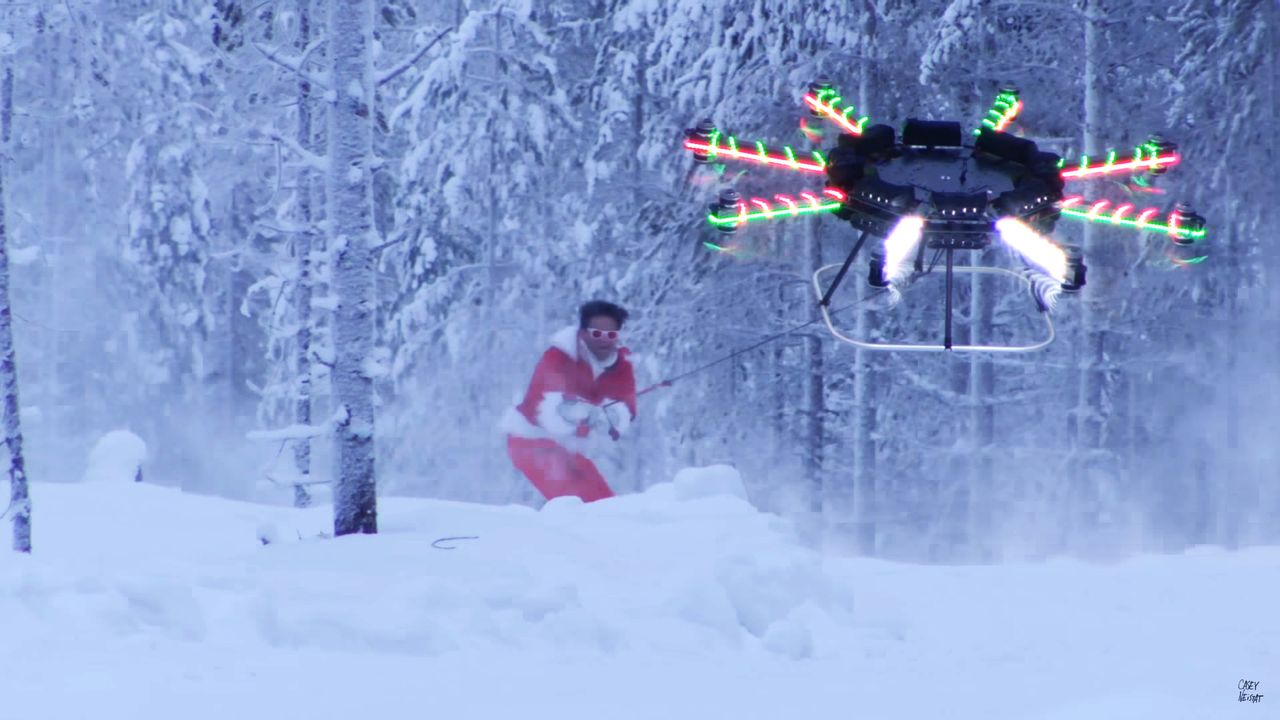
[
  {"x1": 671, "y1": 463, "x2": 748, "y2": 500},
  {"x1": 81, "y1": 429, "x2": 147, "y2": 484},
  {"x1": 2, "y1": 466, "x2": 856, "y2": 662},
  {"x1": 4, "y1": 468, "x2": 1278, "y2": 719}
]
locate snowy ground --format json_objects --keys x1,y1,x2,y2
[{"x1": 2, "y1": 467, "x2": 1277, "y2": 720}]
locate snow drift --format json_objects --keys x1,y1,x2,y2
[{"x1": 1, "y1": 465, "x2": 1277, "y2": 720}]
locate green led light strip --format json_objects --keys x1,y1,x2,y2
[
  {"x1": 683, "y1": 129, "x2": 826, "y2": 173},
  {"x1": 975, "y1": 91, "x2": 1022, "y2": 134},
  {"x1": 1058, "y1": 197, "x2": 1206, "y2": 241},
  {"x1": 1060, "y1": 147, "x2": 1180, "y2": 179},
  {"x1": 802, "y1": 88, "x2": 868, "y2": 136},
  {"x1": 708, "y1": 192, "x2": 844, "y2": 228}
]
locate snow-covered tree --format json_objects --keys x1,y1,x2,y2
[
  {"x1": 1163, "y1": 0, "x2": 1279, "y2": 546},
  {"x1": 379, "y1": 0, "x2": 577, "y2": 500},
  {"x1": 0, "y1": 57, "x2": 30, "y2": 552},
  {"x1": 327, "y1": 0, "x2": 379, "y2": 535}
]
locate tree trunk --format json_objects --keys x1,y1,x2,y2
[
  {"x1": 850, "y1": 0, "x2": 879, "y2": 555},
  {"x1": 1073, "y1": 0, "x2": 1113, "y2": 545},
  {"x1": 1217, "y1": 175, "x2": 1241, "y2": 546},
  {"x1": 293, "y1": 0, "x2": 316, "y2": 509},
  {"x1": 965, "y1": 0, "x2": 996, "y2": 560},
  {"x1": 328, "y1": 0, "x2": 377, "y2": 536},
  {"x1": 804, "y1": 221, "x2": 825, "y2": 514},
  {"x1": 0, "y1": 65, "x2": 31, "y2": 553},
  {"x1": 39, "y1": 19, "x2": 75, "y2": 481},
  {"x1": 968, "y1": 253, "x2": 995, "y2": 558}
]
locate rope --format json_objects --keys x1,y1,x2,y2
[{"x1": 619, "y1": 288, "x2": 890, "y2": 403}]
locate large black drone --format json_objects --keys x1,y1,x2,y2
[{"x1": 681, "y1": 82, "x2": 1208, "y2": 352}]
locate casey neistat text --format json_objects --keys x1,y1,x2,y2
[{"x1": 1238, "y1": 679, "x2": 1263, "y2": 704}]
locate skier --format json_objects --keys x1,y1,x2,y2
[{"x1": 501, "y1": 300, "x2": 638, "y2": 503}]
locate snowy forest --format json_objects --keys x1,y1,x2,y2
[{"x1": 1, "y1": 0, "x2": 1277, "y2": 561}]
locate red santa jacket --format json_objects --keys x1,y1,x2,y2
[{"x1": 501, "y1": 325, "x2": 638, "y2": 445}]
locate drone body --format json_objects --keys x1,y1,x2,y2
[{"x1": 681, "y1": 83, "x2": 1207, "y2": 353}]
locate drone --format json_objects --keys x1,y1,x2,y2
[{"x1": 680, "y1": 82, "x2": 1208, "y2": 353}]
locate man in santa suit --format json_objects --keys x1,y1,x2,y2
[{"x1": 501, "y1": 300, "x2": 638, "y2": 502}]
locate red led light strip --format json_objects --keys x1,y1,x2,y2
[
  {"x1": 1060, "y1": 152, "x2": 1180, "y2": 180},
  {"x1": 1058, "y1": 196, "x2": 1205, "y2": 241},
  {"x1": 708, "y1": 189, "x2": 846, "y2": 228},
  {"x1": 978, "y1": 92, "x2": 1023, "y2": 134},
  {"x1": 682, "y1": 136, "x2": 827, "y2": 174},
  {"x1": 992, "y1": 99, "x2": 1022, "y2": 131},
  {"x1": 802, "y1": 90, "x2": 866, "y2": 136}
]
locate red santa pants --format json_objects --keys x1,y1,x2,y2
[{"x1": 506, "y1": 436, "x2": 615, "y2": 503}]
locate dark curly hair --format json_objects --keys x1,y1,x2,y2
[{"x1": 579, "y1": 300, "x2": 630, "y2": 329}]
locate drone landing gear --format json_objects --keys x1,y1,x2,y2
[
  {"x1": 812, "y1": 261, "x2": 1056, "y2": 353},
  {"x1": 818, "y1": 231, "x2": 872, "y2": 307}
]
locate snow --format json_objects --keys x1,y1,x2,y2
[
  {"x1": 3, "y1": 466, "x2": 1277, "y2": 719},
  {"x1": 10, "y1": 244, "x2": 40, "y2": 265},
  {"x1": 360, "y1": 350, "x2": 389, "y2": 379},
  {"x1": 310, "y1": 294, "x2": 339, "y2": 310},
  {"x1": 81, "y1": 429, "x2": 147, "y2": 484}
]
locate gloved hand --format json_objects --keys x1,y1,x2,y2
[
  {"x1": 598, "y1": 403, "x2": 620, "y2": 426},
  {"x1": 556, "y1": 399, "x2": 594, "y2": 424},
  {"x1": 557, "y1": 399, "x2": 626, "y2": 440},
  {"x1": 581, "y1": 405, "x2": 611, "y2": 438},
  {"x1": 600, "y1": 403, "x2": 624, "y2": 440},
  {"x1": 556, "y1": 399, "x2": 603, "y2": 438}
]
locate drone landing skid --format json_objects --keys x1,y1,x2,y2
[{"x1": 812, "y1": 264, "x2": 1056, "y2": 353}]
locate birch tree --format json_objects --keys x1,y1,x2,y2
[
  {"x1": 0, "y1": 64, "x2": 31, "y2": 553},
  {"x1": 1070, "y1": 0, "x2": 1112, "y2": 538},
  {"x1": 849, "y1": 0, "x2": 887, "y2": 556},
  {"x1": 291, "y1": 0, "x2": 319, "y2": 508}
]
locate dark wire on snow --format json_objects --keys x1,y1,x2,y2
[{"x1": 432, "y1": 535, "x2": 479, "y2": 550}]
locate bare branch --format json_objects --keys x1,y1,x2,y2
[
  {"x1": 370, "y1": 236, "x2": 406, "y2": 254},
  {"x1": 267, "y1": 130, "x2": 328, "y2": 171},
  {"x1": 376, "y1": 27, "x2": 453, "y2": 87},
  {"x1": 254, "y1": 42, "x2": 330, "y2": 89},
  {"x1": 256, "y1": 222, "x2": 316, "y2": 236},
  {"x1": 296, "y1": 35, "x2": 327, "y2": 71}
]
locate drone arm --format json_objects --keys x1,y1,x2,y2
[
  {"x1": 683, "y1": 131, "x2": 826, "y2": 174},
  {"x1": 802, "y1": 91, "x2": 867, "y2": 136},
  {"x1": 976, "y1": 88, "x2": 1022, "y2": 134}
]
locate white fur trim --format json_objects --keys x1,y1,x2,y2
[
  {"x1": 550, "y1": 325, "x2": 617, "y2": 376},
  {"x1": 499, "y1": 405, "x2": 593, "y2": 455},
  {"x1": 498, "y1": 405, "x2": 538, "y2": 437},
  {"x1": 534, "y1": 391, "x2": 578, "y2": 436},
  {"x1": 549, "y1": 325, "x2": 579, "y2": 358},
  {"x1": 497, "y1": 394, "x2": 576, "y2": 440}
]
